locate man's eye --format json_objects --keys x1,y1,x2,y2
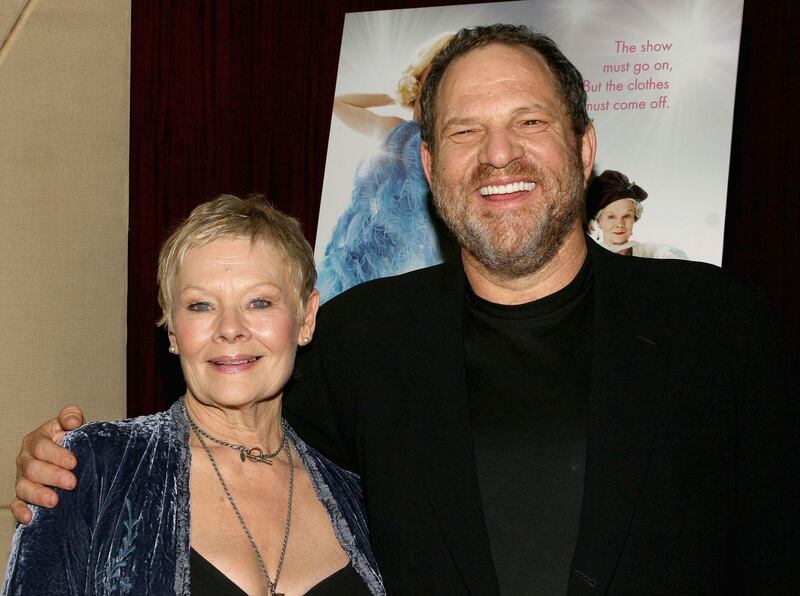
[
  {"x1": 522, "y1": 119, "x2": 542, "y2": 126},
  {"x1": 187, "y1": 302, "x2": 210, "y2": 312},
  {"x1": 449, "y1": 128, "x2": 478, "y2": 144},
  {"x1": 250, "y1": 298, "x2": 272, "y2": 309}
]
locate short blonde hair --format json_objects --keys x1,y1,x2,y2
[
  {"x1": 395, "y1": 32, "x2": 454, "y2": 109},
  {"x1": 157, "y1": 194, "x2": 316, "y2": 328}
]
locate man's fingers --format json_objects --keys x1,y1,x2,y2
[
  {"x1": 56, "y1": 404, "x2": 85, "y2": 431},
  {"x1": 10, "y1": 498, "x2": 34, "y2": 524},
  {"x1": 14, "y1": 476, "x2": 61, "y2": 510},
  {"x1": 16, "y1": 451, "x2": 76, "y2": 491},
  {"x1": 26, "y1": 430, "x2": 77, "y2": 469},
  {"x1": 10, "y1": 411, "x2": 82, "y2": 524}
]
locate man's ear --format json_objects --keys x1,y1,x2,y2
[
  {"x1": 421, "y1": 141, "x2": 433, "y2": 186},
  {"x1": 580, "y1": 124, "x2": 597, "y2": 182}
]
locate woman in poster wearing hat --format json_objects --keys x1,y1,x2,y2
[{"x1": 586, "y1": 170, "x2": 688, "y2": 259}]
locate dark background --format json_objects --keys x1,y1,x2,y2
[{"x1": 128, "y1": 0, "x2": 798, "y2": 416}]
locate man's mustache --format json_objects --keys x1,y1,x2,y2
[{"x1": 465, "y1": 160, "x2": 547, "y2": 191}]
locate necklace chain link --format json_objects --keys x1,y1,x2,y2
[
  {"x1": 189, "y1": 416, "x2": 284, "y2": 464},
  {"x1": 184, "y1": 400, "x2": 293, "y2": 596}
]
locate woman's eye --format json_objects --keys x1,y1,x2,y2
[
  {"x1": 187, "y1": 302, "x2": 210, "y2": 312},
  {"x1": 250, "y1": 298, "x2": 272, "y2": 309}
]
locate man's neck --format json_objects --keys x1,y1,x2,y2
[{"x1": 463, "y1": 226, "x2": 587, "y2": 305}]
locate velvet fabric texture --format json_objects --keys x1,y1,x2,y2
[{"x1": 3, "y1": 400, "x2": 384, "y2": 595}]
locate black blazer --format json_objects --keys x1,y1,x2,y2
[{"x1": 286, "y1": 241, "x2": 799, "y2": 594}]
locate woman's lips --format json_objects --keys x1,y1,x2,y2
[{"x1": 209, "y1": 354, "x2": 260, "y2": 373}]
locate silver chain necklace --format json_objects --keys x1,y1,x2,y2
[
  {"x1": 185, "y1": 402, "x2": 294, "y2": 596},
  {"x1": 188, "y1": 414, "x2": 285, "y2": 464}
]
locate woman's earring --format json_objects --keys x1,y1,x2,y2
[{"x1": 169, "y1": 345, "x2": 177, "y2": 354}]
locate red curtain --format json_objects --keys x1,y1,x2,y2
[{"x1": 128, "y1": 0, "x2": 799, "y2": 416}]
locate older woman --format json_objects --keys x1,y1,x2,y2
[
  {"x1": 3, "y1": 195, "x2": 383, "y2": 595},
  {"x1": 586, "y1": 169, "x2": 688, "y2": 259}
]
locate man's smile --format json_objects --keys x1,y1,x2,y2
[{"x1": 478, "y1": 180, "x2": 536, "y2": 197}]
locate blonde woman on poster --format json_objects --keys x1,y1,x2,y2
[{"x1": 317, "y1": 33, "x2": 454, "y2": 302}]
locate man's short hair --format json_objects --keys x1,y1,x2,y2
[{"x1": 419, "y1": 24, "x2": 591, "y2": 150}]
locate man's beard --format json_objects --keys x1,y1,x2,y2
[{"x1": 430, "y1": 148, "x2": 585, "y2": 279}]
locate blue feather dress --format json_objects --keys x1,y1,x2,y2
[{"x1": 317, "y1": 120, "x2": 448, "y2": 303}]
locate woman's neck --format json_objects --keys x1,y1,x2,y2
[{"x1": 183, "y1": 394, "x2": 284, "y2": 451}]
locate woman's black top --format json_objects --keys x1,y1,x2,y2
[{"x1": 190, "y1": 547, "x2": 371, "y2": 595}]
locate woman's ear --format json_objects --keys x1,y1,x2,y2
[
  {"x1": 167, "y1": 327, "x2": 179, "y2": 355},
  {"x1": 298, "y1": 289, "x2": 320, "y2": 346}
]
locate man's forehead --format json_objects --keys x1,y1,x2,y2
[
  {"x1": 439, "y1": 44, "x2": 554, "y2": 98},
  {"x1": 434, "y1": 43, "x2": 558, "y2": 117},
  {"x1": 443, "y1": 43, "x2": 550, "y2": 83}
]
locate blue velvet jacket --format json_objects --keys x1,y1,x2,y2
[{"x1": 3, "y1": 401, "x2": 384, "y2": 595}]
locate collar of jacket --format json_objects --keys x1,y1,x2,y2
[{"x1": 405, "y1": 240, "x2": 671, "y2": 594}]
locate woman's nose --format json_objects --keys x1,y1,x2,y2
[{"x1": 214, "y1": 307, "x2": 250, "y2": 342}]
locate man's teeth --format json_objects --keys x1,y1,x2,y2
[{"x1": 478, "y1": 181, "x2": 535, "y2": 196}]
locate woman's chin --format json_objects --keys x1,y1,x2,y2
[
  {"x1": 184, "y1": 392, "x2": 282, "y2": 411},
  {"x1": 604, "y1": 239, "x2": 630, "y2": 247}
]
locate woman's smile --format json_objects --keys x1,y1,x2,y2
[{"x1": 208, "y1": 353, "x2": 262, "y2": 373}]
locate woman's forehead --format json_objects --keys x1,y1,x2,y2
[
  {"x1": 180, "y1": 238, "x2": 289, "y2": 282},
  {"x1": 604, "y1": 198, "x2": 636, "y2": 213}
]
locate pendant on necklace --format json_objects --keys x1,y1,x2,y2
[{"x1": 240, "y1": 446, "x2": 274, "y2": 464}]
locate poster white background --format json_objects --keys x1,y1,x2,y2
[{"x1": 318, "y1": 0, "x2": 744, "y2": 268}]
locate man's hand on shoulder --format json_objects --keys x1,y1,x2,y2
[{"x1": 11, "y1": 404, "x2": 85, "y2": 523}]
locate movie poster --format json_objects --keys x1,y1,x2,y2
[{"x1": 316, "y1": 0, "x2": 744, "y2": 302}]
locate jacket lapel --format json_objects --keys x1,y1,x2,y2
[
  {"x1": 403, "y1": 245, "x2": 671, "y2": 594},
  {"x1": 405, "y1": 260, "x2": 501, "y2": 594},
  {"x1": 569, "y1": 243, "x2": 671, "y2": 593}
]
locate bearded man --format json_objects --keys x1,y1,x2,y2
[{"x1": 11, "y1": 24, "x2": 798, "y2": 595}]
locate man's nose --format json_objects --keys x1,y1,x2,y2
[{"x1": 478, "y1": 128, "x2": 524, "y2": 169}]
